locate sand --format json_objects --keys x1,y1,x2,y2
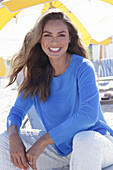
[
  {"x1": 0, "y1": 79, "x2": 18, "y2": 133},
  {"x1": 0, "y1": 78, "x2": 113, "y2": 134}
]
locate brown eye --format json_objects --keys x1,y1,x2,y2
[
  {"x1": 44, "y1": 34, "x2": 51, "y2": 37},
  {"x1": 59, "y1": 34, "x2": 65, "y2": 37}
]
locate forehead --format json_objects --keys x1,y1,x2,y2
[{"x1": 43, "y1": 19, "x2": 68, "y2": 31}]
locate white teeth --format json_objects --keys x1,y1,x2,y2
[{"x1": 49, "y1": 48, "x2": 60, "y2": 52}]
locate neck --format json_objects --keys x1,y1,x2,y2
[{"x1": 49, "y1": 53, "x2": 71, "y2": 77}]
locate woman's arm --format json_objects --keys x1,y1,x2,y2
[
  {"x1": 8, "y1": 124, "x2": 18, "y2": 136},
  {"x1": 26, "y1": 132, "x2": 54, "y2": 170},
  {"x1": 7, "y1": 90, "x2": 34, "y2": 131},
  {"x1": 7, "y1": 90, "x2": 34, "y2": 169},
  {"x1": 8, "y1": 126, "x2": 54, "y2": 169},
  {"x1": 8, "y1": 125, "x2": 29, "y2": 169}
]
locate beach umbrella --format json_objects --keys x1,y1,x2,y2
[
  {"x1": 1, "y1": 0, "x2": 113, "y2": 46},
  {"x1": 101, "y1": 0, "x2": 113, "y2": 5},
  {"x1": 0, "y1": 0, "x2": 54, "y2": 30},
  {"x1": 41, "y1": 0, "x2": 113, "y2": 46},
  {"x1": 0, "y1": 57, "x2": 7, "y2": 77},
  {"x1": 0, "y1": 6, "x2": 20, "y2": 30},
  {"x1": 0, "y1": 0, "x2": 54, "y2": 11}
]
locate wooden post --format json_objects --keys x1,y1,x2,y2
[
  {"x1": 14, "y1": 14, "x2": 18, "y2": 24},
  {"x1": 49, "y1": 2, "x2": 53, "y2": 8},
  {"x1": 98, "y1": 45, "x2": 103, "y2": 86}
]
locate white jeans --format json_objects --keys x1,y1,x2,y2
[
  {"x1": 0, "y1": 130, "x2": 113, "y2": 170},
  {"x1": 70, "y1": 131, "x2": 113, "y2": 170}
]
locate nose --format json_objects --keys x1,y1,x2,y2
[{"x1": 52, "y1": 37, "x2": 58, "y2": 43}]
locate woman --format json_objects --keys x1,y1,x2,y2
[{"x1": 0, "y1": 8, "x2": 113, "y2": 170}]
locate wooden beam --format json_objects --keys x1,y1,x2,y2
[{"x1": 98, "y1": 45, "x2": 103, "y2": 86}]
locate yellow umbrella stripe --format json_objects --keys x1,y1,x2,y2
[
  {"x1": 90, "y1": 37, "x2": 112, "y2": 45},
  {"x1": 42, "y1": 1, "x2": 91, "y2": 46},
  {"x1": 2, "y1": 0, "x2": 55, "y2": 12},
  {"x1": 0, "y1": 58, "x2": 7, "y2": 77},
  {"x1": 101, "y1": 0, "x2": 113, "y2": 5},
  {"x1": 0, "y1": 7, "x2": 20, "y2": 30}
]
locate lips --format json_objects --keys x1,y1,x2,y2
[{"x1": 49, "y1": 47, "x2": 61, "y2": 52}]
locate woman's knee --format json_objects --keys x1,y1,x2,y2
[
  {"x1": 70, "y1": 131, "x2": 103, "y2": 170},
  {"x1": 72, "y1": 131, "x2": 102, "y2": 154}
]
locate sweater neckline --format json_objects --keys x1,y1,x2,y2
[{"x1": 53, "y1": 54, "x2": 73, "y2": 80}]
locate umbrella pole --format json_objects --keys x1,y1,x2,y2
[
  {"x1": 49, "y1": 2, "x2": 53, "y2": 8},
  {"x1": 14, "y1": 14, "x2": 18, "y2": 24},
  {"x1": 98, "y1": 45, "x2": 103, "y2": 87}
]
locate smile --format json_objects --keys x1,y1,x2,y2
[{"x1": 49, "y1": 47, "x2": 61, "y2": 52}]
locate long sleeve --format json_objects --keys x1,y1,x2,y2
[
  {"x1": 49, "y1": 61, "x2": 99, "y2": 145},
  {"x1": 7, "y1": 91, "x2": 34, "y2": 131}
]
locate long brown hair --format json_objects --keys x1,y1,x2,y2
[{"x1": 7, "y1": 8, "x2": 88, "y2": 102}]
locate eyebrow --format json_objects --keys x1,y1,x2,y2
[{"x1": 43, "y1": 31, "x2": 67, "y2": 34}]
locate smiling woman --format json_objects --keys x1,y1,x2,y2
[
  {"x1": 0, "y1": 8, "x2": 113, "y2": 170},
  {"x1": 41, "y1": 20, "x2": 70, "y2": 55},
  {"x1": 6, "y1": 8, "x2": 87, "y2": 103},
  {"x1": 41, "y1": 19, "x2": 71, "y2": 77}
]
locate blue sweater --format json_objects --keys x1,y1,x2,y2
[{"x1": 7, "y1": 54, "x2": 113, "y2": 156}]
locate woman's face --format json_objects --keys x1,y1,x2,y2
[{"x1": 41, "y1": 19, "x2": 71, "y2": 60}]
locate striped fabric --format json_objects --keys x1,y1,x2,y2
[{"x1": 92, "y1": 58, "x2": 113, "y2": 78}]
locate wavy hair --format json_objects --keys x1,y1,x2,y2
[{"x1": 7, "y1": 8, "x2": 88, "y2": 102}]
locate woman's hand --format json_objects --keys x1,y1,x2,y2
[
  {"x1": 8, "y1": 125, "x2": 29, "y2": 170},
  {"x1": 26, "y1": 132, "x2": 54, "y2": 170},
  {"x1": 26, "y1": 136, "x2": 46, "y2": 170},
  {"x1": 9, "y1": 132, "x2": 29, "y2": 169}
]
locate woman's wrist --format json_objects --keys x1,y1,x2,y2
[
  {"x1": 8, "y1": 125, "x2": 18, "y2": 136},
  {"x1": 40, "y1": 132, "x2": 54, "y2": 147}
]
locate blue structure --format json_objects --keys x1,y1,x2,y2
[{"x1": 92, "y1": 58, "x2": 113, "y2": 78}]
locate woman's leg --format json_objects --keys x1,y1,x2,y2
[
  {"x1": 101, "y1": 133, "x2": 113, "y2": 169},
  {"x1": 70, "y1": 131, "x2": 113, "y2": 170},
  {"x1": 0, "y1": 129, "x2": 70, "y2": 170}
]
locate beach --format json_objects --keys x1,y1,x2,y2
[
  {"x1": 0, "y1": 79, "x2": 17, "y2": 133},
  {"x1": 0, "y1": 78, "x2": 113, "y2": 134}
]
